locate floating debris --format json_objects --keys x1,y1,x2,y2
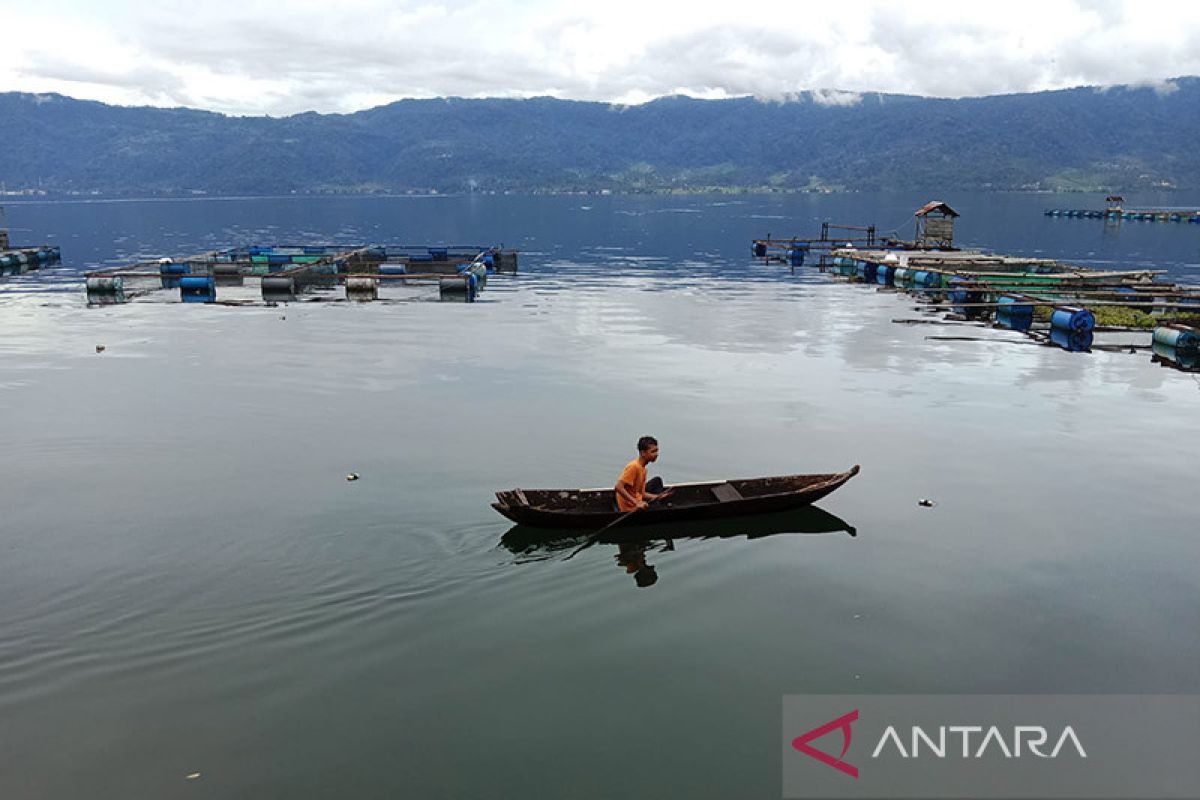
[
  {"x1": 346, "y1": 473, "x2": 360, "y2": 482},
  {"x1": 918, "y1": 499, "x2": 937, "y2": 508},
  {"x1": 95, "y1": 345, "x2": 105, "y2": 353}
]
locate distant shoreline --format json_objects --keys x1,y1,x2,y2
[{"x1": 7, "y1": 187, "x2": 1188, "y2": 205}]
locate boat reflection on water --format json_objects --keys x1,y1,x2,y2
[{"x1": 500, "y1": 505, "x2": 856, "y2": 588}]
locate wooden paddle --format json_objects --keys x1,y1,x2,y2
[{"x1": 564, "y1": 489, "x2": 674, "y2": 561}]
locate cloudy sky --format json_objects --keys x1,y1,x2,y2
[{"x1": 3, "y1": 0, "x2": 1198, "y2": 116}]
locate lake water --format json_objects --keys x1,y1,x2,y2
[{"x1": 1, "y1": 193, "x2": 1199, "y2": 798}]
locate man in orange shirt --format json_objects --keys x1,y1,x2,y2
[{"x1": 615, "y1": 436, "x2": 673, "y2": 512}]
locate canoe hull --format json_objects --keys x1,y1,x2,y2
[{"x1": 492, "y1": 466, "x2": 859, "y2": 529}]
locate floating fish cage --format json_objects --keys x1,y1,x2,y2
[
  {"x1": 0, "y1": 245, "x2": 62, "y2": 277},
  {"x1": 763, "y1": 202, "x2": 1200, "y2": 369},
  {"x1": 818, "y1": 245, "x2": 1200, "y2": 367},
  {"x1": 84, "y1": 244, "x2": 517, "y2": 307},
  {"x1": 1045, "y1": 207, "x2": 1200, "y2": 224}
]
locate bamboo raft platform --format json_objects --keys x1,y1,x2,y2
[{"x1": 84, "y1": 244, "x2": 518, "y2": 306}]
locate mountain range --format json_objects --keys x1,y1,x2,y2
[{"x1": 1, "y1": 79, "x2": 1198, "y2": 195}]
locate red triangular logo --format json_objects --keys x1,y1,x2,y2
[{"x1": 791, "y1": 709, "x2": 859, "y2": 778}]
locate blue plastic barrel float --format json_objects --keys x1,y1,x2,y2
[
  {"x1": 787, "y1": 245, "x2": 807, "y2": 267},
  {"x1": 830, "y1": 256, "x2": 854, "y2": 276},
  {"x1": 892, "y1": 267, "x2": 910, "y2": 286},
  {"x1": 875, "y1": 264, "x2": 895, "y2": 285},
  {"x1": 995, "y1": 295, "x2": 1034, "y2": 331},
  {"x1": 1153, "y1": 340, "x2": 1199, "y2": 370},
  {"x1": 462, "y1": 262, "x2": 488, "y2": 294},
  {"x1": 179, "y1": 276, "x2": 216, "y2": 303},
  {"x1": 266, "y1": 253, "x2": 292, "y2": 271},
  {"x1": 379, "y1": 263, "x2": 407, "y2": 275},
  {"x1": 261, "y1": 276, "x2": 296, "y2": 302},
  {"x1": 159, "y1": 260, "x2": 189, "y2": 288},
  {"x1": 436, "y1": 263, "x2": 487, "y2": 301},
  {"x1": 947, "y1": 276, "x2": 982, "y2": 312},
  {"x1": 752, "y1": 241, "x2": 767, "y2": 258},
  {"x1": 482, "y1": 253, "x2": 495, "y2": 270},
  {"x1": 345, "y1": 276, "x2": 378, "y2": 301},
  {"x1": 1049, "y1": 327, "x2": 1093, "y2": 352},
  {"x1": 429, "y1": 247, "x2": 449, "y2": 262},
  {"x1": 1050, "y1": 306, "x2": 1095, "y2": 333},
  {"x1": 212, "y1": 263, "x2": 243, "y2": 286},
  {"x1": 1153, "y1": 325, "x2": 1199, "y2": 352},
  {"x1": 1152, "y1": 340, "x2": 1198, "y2": 369},
  {"x1": 85, "y1": 276, "x2": 126, "y2": 305},
  {"x1": 439, "y1": 276, "x2": 470, "y2": 300},
  {"x1": 1115, "y1": 286, "x2": 1142, "y2": 304},
  {"x1": 910, "y1": 270, "x2": 941, "y2": 290},
  {"x1": 855, "y1": 260, "x2": 878, "y2": 283}
]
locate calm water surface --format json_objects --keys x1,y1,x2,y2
[{"x1": 1, "y1": 193, "x2": 1199, "y2": 798}]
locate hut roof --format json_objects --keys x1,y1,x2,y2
[{"x1": 915, "y1": 201, "x2": 959, "y2": 218}]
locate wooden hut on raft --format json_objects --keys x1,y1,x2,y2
[{"x1": 914, "y1": 201, "x2": 958, "y2": 249}]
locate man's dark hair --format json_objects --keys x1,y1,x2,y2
[{"x1": 637, "y1": 435, "x2": 658, "y2": 452}]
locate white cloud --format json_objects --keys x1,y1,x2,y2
[
  {"x1": 1, "y1": 0, "x2": 1198, "y2": 115},
  {"x1": 809, "y1": 90, "x2": 864, "y2": 107}
]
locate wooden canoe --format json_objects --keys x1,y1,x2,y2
[{"x1": 492, "y1": 465, "x2": 860, "y2": 529}]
